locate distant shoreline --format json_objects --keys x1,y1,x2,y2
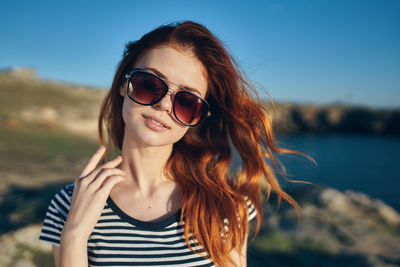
[{"x1": 263, "y1": 101, "x2": 400, "y2": 136}]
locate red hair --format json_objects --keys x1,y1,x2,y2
[{"x1": 98, "y1": 21, "x2": 314, "y2": 266}]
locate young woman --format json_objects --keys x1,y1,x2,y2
[{"x1": 40, "y1": 20, "x2": 311, "y2": 267}]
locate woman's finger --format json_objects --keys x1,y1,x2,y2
[
  {"x1": 83, "y1": 155, "x2": 123, "y2": 182},
  {"x1": 90, "y1": 168, "x2": 126, "y2": 189},
  {"x1": 99, "y1": 155, "x2": 123, "y2": 170},
  {"x1": 97, "y1": 175, "x2": 126, "y2": 196},
  {"x1": 80, "y1": 145, "x2": 106, "y2": 178}
]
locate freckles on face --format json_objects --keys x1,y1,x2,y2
[{"x1": 120, "y1": 45, "x2": 208, "y2": 148}]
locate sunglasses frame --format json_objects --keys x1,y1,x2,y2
[{"x1": 125, "y1": 68, "x2": 211, "y2": 127}]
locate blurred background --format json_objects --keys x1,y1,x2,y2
[{"x1": 0, "y1": 0, "x2": 399, "y2": 266}]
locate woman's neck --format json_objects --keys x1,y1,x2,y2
[{"x1": 118, "y1": 137, "x2": 174, "y2": 197}]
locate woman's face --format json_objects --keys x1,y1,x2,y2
[{"x1": 120, "y1": 45, "x2": 208, "y2": 148}]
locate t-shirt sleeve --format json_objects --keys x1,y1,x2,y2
[
  {"x1": 39, "y1": 184, "x2": 74, "y2": 246},
  {"x1": 247, "y1": 198, "x2": 257, "y2": 222},
  {"x1": 221, "y1": 198, "x2": 258, "y2": 238}
]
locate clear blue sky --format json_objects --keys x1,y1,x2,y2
[{"x1": 1, "y1": 0, "x2": 399, "y2": 108}]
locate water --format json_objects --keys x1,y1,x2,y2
[{"x1": 273, "y1": 133, "x2": 400, "y2": 211}]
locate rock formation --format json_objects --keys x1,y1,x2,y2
[{"x1": 249, "y1": 185, "x2": 400, "y2": 266}]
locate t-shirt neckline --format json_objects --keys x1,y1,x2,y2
[{"x1": 106, "y1": 197, "x2": 182, "y2": 231}]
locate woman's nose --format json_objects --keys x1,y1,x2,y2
[{"x1": 153, "y1": 90, "x2": 174, "y2": 113}]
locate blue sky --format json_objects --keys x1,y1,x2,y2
[{"x1": 1, "y1": 0, "x2": 399, "y2": 108}]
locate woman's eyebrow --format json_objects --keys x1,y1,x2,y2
[{"x1": 143, "y1": 67, "x2": 202, "y2": 95}]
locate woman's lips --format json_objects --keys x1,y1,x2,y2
[{"x1": 142, "y1": 114, "x2": 170, "y2": 130}]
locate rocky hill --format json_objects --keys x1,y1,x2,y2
[{"x1": 0, "y1": 67, "x2": 106, "y2": 140}]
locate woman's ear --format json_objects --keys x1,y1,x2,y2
[{"x1": 119, "y1": 85, "x2": 125, "y2": 97}]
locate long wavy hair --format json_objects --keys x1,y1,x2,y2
[{"x1": 98, "y1": 20, "x2": 314, "y2": 266}]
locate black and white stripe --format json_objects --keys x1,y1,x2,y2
[{"x1": 40, "y1": 184, "x2": 256, "y2": 267}]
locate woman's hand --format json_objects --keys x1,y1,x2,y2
[
  {"x1": 58, "y1": 145, "x2": 125, "y2": 267},
  {"x1": 62, "y1": 145, "x2": 126, "y2": 241}
]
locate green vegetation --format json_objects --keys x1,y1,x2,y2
[
  {"x1": 375, "y1": 217, "x2": 400, "y2": 237},
  {"x1": 0, "y1": 123, "x2": 98, "y2": 173},
  {"x1": 10, "y1": 244, "x2": 53, "y2": 267},
  {"x1": 249, "y1": 231, "x2": 336, "y2": 255},
  {"x1": 0, "y1": 123, "x2": 99, "y2": 233},
  {"x1": 0, "y1": 71, "x2": 101, "y2": 174},
  {"x1": 32, "y1": 249, "x2": 54, "y2": 267}
]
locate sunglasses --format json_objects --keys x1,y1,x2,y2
[{"x1": 125, "y1": 68, "x2": 211, "y2": 127}]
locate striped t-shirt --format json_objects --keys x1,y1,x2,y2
[{"x1": 39, "y1": 184, "x2": 257, "y2": 267}]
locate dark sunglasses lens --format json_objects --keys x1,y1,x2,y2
[
  {"x1": 174, "y1": 91, "x2": 208, "y2": 125},
  {"x1": 129, "y1": 72, "x2": 167, "y2": 104}
]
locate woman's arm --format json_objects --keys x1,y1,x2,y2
[
  {"x1": 229, "y1": 232, "x2": 248, "y2": 267},
  {"x1": 59, "y1": 232, "x2": 89, "y2": 267},
  {"x1": 53, "y1": 240, "x2": 88, "y2": 267},
  {"x1": 217, "y1": 230, "x2": 249, "y2": 267},
  {"x1": 52, "y1": 245, "x2": 60, "y2": 267},
  {"x1": 53, "y1": 241, "x2": 87, "y2": 267}
]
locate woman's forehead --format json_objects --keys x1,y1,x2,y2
[{"x1": 133, "y1": 45, "x2": 208, "y2": 97}]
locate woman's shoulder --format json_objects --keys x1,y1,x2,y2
[
  {"x1": 62, "y1": 183, "x2": 74, "y2": 195},
  {"x1": 47, "y1": 183, "x2": 75, "y2": 213},
  {"x1": 39, "y1": 183, "x2": 74, "y2": 246},
  {"x1": 54, "y1": 183, "x2": 74, "y2": 200}
]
